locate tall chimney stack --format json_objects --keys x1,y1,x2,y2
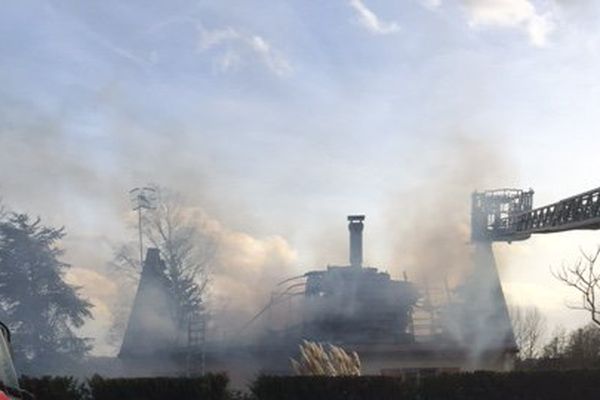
[{"x1": 348, "y1": 215, "x2": 365, "y2": 268}]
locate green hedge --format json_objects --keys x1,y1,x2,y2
[
  {"x1": 19, "y1": 376, "x2": 89, "y2": 400},
  {"x1": 19, "y1": 374, "x2": 229, "y2": 400},
  {"x1": 252, "y1": 371, "x2": 600, "y2": 400},
  {"x1": 18, "y1": 370, "x2": 600, "y2": 400},
  {"x1": 88, "y1": 374, "x2": 229, "y2": 400},
  {"x1": 251, "y1": 376, "x2": 416, "y2": 400},
  {"x1": 420, "y1": 370, "x2": 600, "y2": 400}
]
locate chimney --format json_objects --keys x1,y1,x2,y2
[{"x1": 348, "y1": 215, "x2": 365, "y2": 268}]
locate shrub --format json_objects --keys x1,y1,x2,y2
[
  {"x1": 420, "y1": 370, "x2": 600, "y2": 400},
  {"x1": 252, "y1": 370, "x2": 600, "y2": 400},
  {"x1": 251, "y1": 375, "x2": 414, "y2": 400},
  {"x1": 88, "y1": 374, "x2": 229, "y2": 400},
  {"x1": 19, "y1": 376, "x2": 89, "y2": 400}
]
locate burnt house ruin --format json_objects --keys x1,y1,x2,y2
[{"x1": 115, "y1": 212, "x2": 520, "y2": 382}]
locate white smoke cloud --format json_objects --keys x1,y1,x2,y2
[
  {"x1": 108, "y1": 202, "x2": 300, "y2": 350},
  {"x1": 65, "y1": 267, "x2": 119, "y2": 354},
  {"x1": 211, "y1": 224, "x2": 299, "y2": 317},
  {"x1": 387, "y1": 134, "x2": 517, "y2": 366},
  {"x1": 348, "y1": 0, "x2": 400, "y2": 35},
  {"x1": 199, "y1": 214, "x2": 299, "y2": 340},
  {"x1": 388, "y1": 134, "x2": 511, "y2": 285}
]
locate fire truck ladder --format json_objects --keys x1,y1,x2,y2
[{"x1": 472, "y1": 186, "x2": 600, "y2": 243}]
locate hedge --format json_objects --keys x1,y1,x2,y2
[
  {"x1": 17, "y1": 370, "x2": 600, "y2": 400},
  {"x1": 251, "y1": 376, "x2": 416, "y2": 400},
  {"x1": 88, "y1": 374, "x2": 229, "y2": 400},
  {"x1": 19, "y1": 376, "x2": 89, "y2": 400},
  {"x1": 252, "y1": 370, "x2": 600, "y2": 400},
  {"x1": 420, "y1": 370, "x2": 600, "y2": 400},
  {"x1": 19, "y1": 374, "x2": 229, "y2": 400}
]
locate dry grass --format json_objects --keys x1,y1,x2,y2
[{"x1": 290, "y1": 340, "x2": 361, "y2": 376}]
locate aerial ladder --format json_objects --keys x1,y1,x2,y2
[
  {"x1": 471, "y1": 186, "x2": 600, "y2": 243},
  {"x1": 458, "y1": 185, "x2": 600, "y2": 367}
]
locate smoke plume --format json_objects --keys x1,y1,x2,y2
[
  {"x1": 387, "y1": 133, "x2": 518, "y2": 367},
  {"x1": 388, "y1": 133, "x2": 512, "y2": 285}
]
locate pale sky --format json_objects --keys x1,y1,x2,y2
[{"x1": 2, "y1": 0, "x2": 600, "y2": 354}]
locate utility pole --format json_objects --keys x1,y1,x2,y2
[{"x1": 129, "y1": 187, "x2": 157, "y2": 266}]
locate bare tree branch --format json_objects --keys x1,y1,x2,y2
[
  {"x1": 109, "y1": 185, "x2": 219, "y2": 345},
  {"x1": 109, "y1": 244, "x2": 142, "y2": 281},
  {"x1": 553, "y1": 246, "x2": 600, "y2": 327},
  {"x1": 140, "y1": 185, "x2": 216, "y2": 319},
  {"x1": 509, "y1": 305, "x2": 546, "y2": 359}
]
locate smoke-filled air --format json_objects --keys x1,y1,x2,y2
[{"x1": 4, "y1": 1, "x2": 600, "y2": 397}]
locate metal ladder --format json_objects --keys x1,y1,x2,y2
[{"x1": 186, "y1": 312, "x2": 206, "y2": 376}]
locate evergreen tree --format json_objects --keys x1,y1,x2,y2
[{"x1": 0, "y1": 213, "x2": 93, "y2": 373}]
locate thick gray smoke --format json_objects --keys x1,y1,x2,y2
[
  {"x1": 0, "y1": 91, "x2": 521, "y2": 368},
  {"x1": 387, "y1": 133, "x2": 518, "y2": 367},
  {"x1": 106, "y1": 191, "x2": 301, "y2": 352},
  {"x1": 0, "y1": 99, "x2": 301, "y2": 355},
  {"x1": 388, "y1": 133, "x2": 512, "y2": 284}
]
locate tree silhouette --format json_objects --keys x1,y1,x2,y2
[
  {"x1": 110, "y1": 185, "x2": 216, "y2": 345},
  {"x1": 0, "y1": 213, "x2": 93, "y2": 373},
  {"x1": 553, "y1": 247, "x2": 600, "y2": 327},
  {"x1": 510, "y1": 305, "x2": 546, "y2": 359}
]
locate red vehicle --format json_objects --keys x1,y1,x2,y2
[{"x1": 0, "y1": 323, "x2": 32, "y2": 400}]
